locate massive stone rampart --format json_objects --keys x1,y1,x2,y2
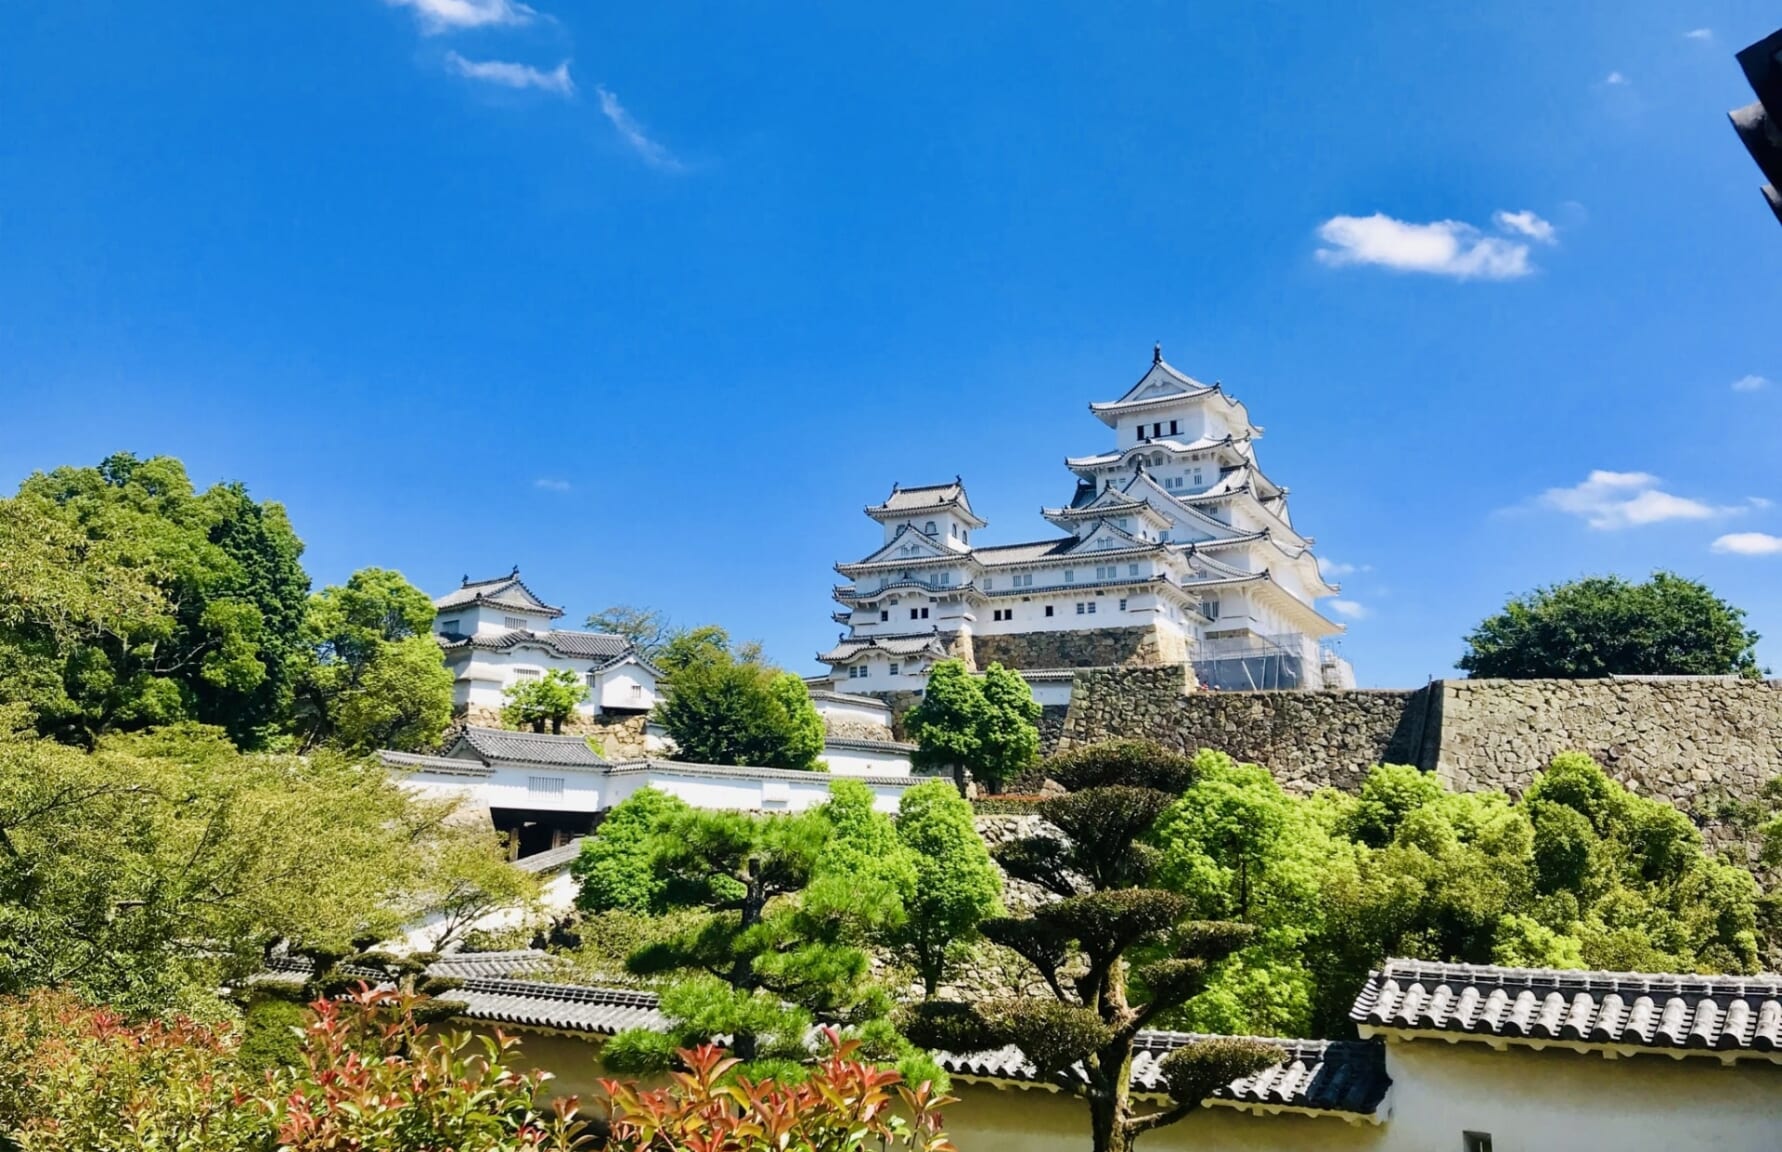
[{"x1": 1054, "y1": 668, "x2": 1782, "y2": 815}]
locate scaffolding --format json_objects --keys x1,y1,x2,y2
[{"x1": 1192, "y1": 633, "x2": 1351, "y2": 691}]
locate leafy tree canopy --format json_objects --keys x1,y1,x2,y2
[
  {"x1": 1150, "y1": 750, "x2": 1760, "y2": 1038},
  {"x1": 655, "y1": 635, "x2": 824, "y2": 771},
  {"x1": 0, "y1": 720, "x2": 472, "y2": 1014},
  {"x1": 572, "y1": 786, "x2": 692, "y2": 915},
  {"x1": 501, "y1": 669, "x2": 589, "y2": 735},
  {"x1": 891, "y1": 780, "x2": 1003, "y2": 998},
  {"x1": 905, "y1": 660, "x2": 1041, "y2": 793},
  {"x1": 0, "y1": 453, "x2": 311, "y2": 748},
  {"x1": 295, "y1": 567, "x2": 453, "y2": 753},
  {"x1": 585, "y1": 604, "x2": 672, "y2": 656},
  {"x1": 1458, "y1": 572, "x2": 1761, "y2": 679}
]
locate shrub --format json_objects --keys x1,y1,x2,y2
[{"x1": 599, "y1": 1032, "x2": 956, "y2": 1152}]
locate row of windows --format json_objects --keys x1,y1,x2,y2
[
  {"x1": 983, "y1": 596, "x2": 1132, "y2": 622},
  {"x1": 846, "y1": 661, "x2": 902, "y2": 679},
  {"x1": 1135, "y1": 419, "x2": 1181, "y2": 441}
]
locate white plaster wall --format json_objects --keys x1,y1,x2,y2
[
  {"x1": 595, "y1": 662, "x2": 657, "y2": 712},
  {"x1": 604, "y1": 767, "x2": 910, "y2": 814},
  {"x1": 820, "y1": 744, "x2": 912, "y2": 777},
  {"x1": 401, "y1": 765, "x2": 605, "y2": 815},
  {"x1": 1381, "y1": 1038, "x2": 1782, "y2": 1152},
  {"x1": 810, "y1": 695, "x2": 892, "y2": 731},
  {"x1": 1020, "y1": 678, "x2": 1074, "y2": 707}
]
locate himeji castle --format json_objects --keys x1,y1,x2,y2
[{"x1": 820, "y1": 347, "x2": 1354, "y2": 693}]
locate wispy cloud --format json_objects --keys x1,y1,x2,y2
[
  {"x1": 1713, "y1": 532, "x2": 1782, "y2": 556},
  {"x1": 1315, "y1": 210, "x2": 1554, "y2": 280},
  {"x1": 1684, "y1": 28, "x2": 1713, "y2": 41},
  {"x1": 596, "y1": 86, "x2": 683, "y2": 171},
  {"x1": 1604, "y1": 70, "x2": 1629, "y2": 86},
  {"x1": 534, "y1": 478, "x2": 573, "y2": 492},
  {"x1": 1317, "y1": 557, "x2": 1372, "y2": 579},
  {"x1": 1732, "y1": 374, "x2": 1771, "y2": 393},
  {"x1": 386, "y1": 0, "x2": 534, "y2": 34},
  {"x1": 445, "y1": 52, "x2": 574, "y2": 95},
  {"x1": 1534, "y1": 470, "x2": 1750, "y2": 530},
  {"x1": 1493, "y1": 209, "x2": 1557, "y2": 244},
  {"x1": 1328, "y1": 599, "x2": 1369, "y2": 620}
]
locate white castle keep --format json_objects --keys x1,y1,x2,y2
[{"x1": 820, "y1": 347, "x2": 1354, "y2": 693}]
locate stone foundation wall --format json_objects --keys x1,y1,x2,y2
[
  {"x1": 455, "y1": 707, "x2": 652, "y2": 760},
  {"x1": 1053, "y1": 669, "x2": 1782, "y2": 822},
  {"x1": 967, "y1": 626, "x2": 1179, "y2": 672}
]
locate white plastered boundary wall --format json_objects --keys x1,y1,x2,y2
[{"x1": 489, "y1": 1029, "x2": 1782, "y2": 1152}]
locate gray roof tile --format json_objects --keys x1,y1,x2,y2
[
  {"x1": 1351, "y1": 959, "x2": 1782, "y2": 1055},
  {"x1": 453, "y1": 727, "x2": 609, "y2": 768}
]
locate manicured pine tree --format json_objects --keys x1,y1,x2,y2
[{"x1": 903, "y1": 740, "x2": 1282, "y2": 1152}]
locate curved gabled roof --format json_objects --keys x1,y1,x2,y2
[
  {"x1": 434, "y1": 569, "x2": 564, "y2": 619},
  {"x1": 865, "y1": 478, "x2": 987, "y2": 527}
]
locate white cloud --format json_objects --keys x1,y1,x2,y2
[
  {"x1": 597, "y1": 86, "x2": 683, "y2": 171},
  {"x1": 1535, "y1": 470, "x2": 1746, "y2": 530},
  {"x1": 1712, "y1": 532, "x2": 1782, "y2": 556},
  {"x1": 534, "y1": 477, "x2": 573, "y2": 492},
  {"x1": 1684, "y1": 28, "x2": 1713, "y2": 41},
  {"x1": 386, "y1": 0, "x2": 534, "y2": 33},
  {"x1": 1328, "y1": 599, "x2": 1369, "y2": 620},
  {"x1": 1605, "y1": 71, "x2": 1629, "y2": 86},
  {"x1": 1315, "y1": 213, "x2": 1538, "y2": 280},
  {"x1": 1492, "y1": 209, "x2": 1557, "y2": 244},
  {"x1": 1732, "y1": 374, "x2": 1770, "y2": 392},
  {"x1": 1317, "y1": 557, "x2": 1372, "y2": 579},
  {"x1": 445, "y1": 52, "x2": 574, "y2": 95}
]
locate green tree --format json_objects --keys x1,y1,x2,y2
[
  {"x1": 0, "y1": 454, "x2": 312, "y2": 748},
  {"x1": 0, "y1": 721, "x2": 451, "y2": 1014},
  {"x1": 572, "y1": 786, "x2": 690, "y2": 915},
  {"x1": 407, "y1": 829, "x2": 543, "y2": 951},
  {"x1": 890, "y1": 780, "x2": 1002, "y2": 998},
  {"x1": 501, "y1": 669, "x2": 589, "y2": 734},
  {"x1": 655, "y1": 624, "x2": 764, "y2": 676},
  {"x1": 585, "y1": 605, "x2": 671, "y2": 656},
  {"x1": 1458, "y1": 572, "x2": 1762, "y2": 679},
  {"x1": 905, "y1": 660, "x2": 1041, "y2": 793},
  {"x1": 605, "y1": 793, "x2": 930, "y2": 1083},
  {"x1": 295, "y1": 567, "x2": 453, "y2": 753},
  {"x1": 656, "y1": 648, "x2": 823, "y2": 771},
  {"x1": 903, "y1": 741, "x2": 1280, "y2": 1152}
]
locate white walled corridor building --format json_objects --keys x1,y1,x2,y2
[
  {"x1": 433, "y1": 570, "x2": 661, "y2": 722},
  {"x1": 821, "y1": 348, "x2": 1353, "y2": 693}
]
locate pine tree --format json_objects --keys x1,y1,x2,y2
[{"x1": 902, "y1": 741, "x2": 1282, "y2": 1152}]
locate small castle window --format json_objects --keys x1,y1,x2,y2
[
  {"x1": 924, "y1": 520, "x2": 937, "y2": 535},
  {"x1": 439, "y1": 619, "x2": 461, "y2": 633},
  {"x1": 504, "y1": 616, "x2": 526, "y2": 630},
  {"x1": 528, "y1": 777, "x2": 565, "y2": 796},
  {"x1": 1118, "y1": 598, "x2": 1128, "y2": 611},
  {"x1": 888, "y1": 663, "x2": 900, "y2": 676},
  {"x1": 1128, "y1": 564, "x2": 1139, "y2": 577},
  {"x1": 1045, "y1": 605, "x2": 1054, "y2": 617}
]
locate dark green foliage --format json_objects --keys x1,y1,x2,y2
[
  {"x1": 905, "y1": 660, "x2": 1041, "y2": 793},
  {"x1": 0, "y1": 454, "x2": 313, "y2": 749},
  {"x1": 501, "y1": 669, "x2": 589, "y2": 735},
  {"x1": 573, "y1": 787, "x2": 691, "y2": 914},
  {"x1": 1158, "y1": 1038, "x2": 1284, "y2": 1106},
  {"x1": 1038, "y1": 788, "x2": 1174, "y2": 889},
  {"x1": 236, "y1": 998, "x2": 309, "y2": 1073},
  {"x1": 907, "y1": 740, "x2": 1261, "y2": 1151},
  {"x1": 1458, "y1": 571, "x2": 1762, "y2": 679},
  {"x1": 655, "y1": 634, "x2": 823, "y2": 771},
  {"x1": 1045, "y1": 740, "x2": 1199, "y2": 795},
  {"x1": 607, "y1": 790, "x2": 935, "y2": 1082}
]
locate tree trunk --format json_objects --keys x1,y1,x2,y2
[
  {"x1": 1088, "y1": 1092, "x2": 1132, "y2": 1152},
  {"x1": 550, "y1": 714, "x2": 563, "y2": 735}
]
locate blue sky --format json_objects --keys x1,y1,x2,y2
[{"x1": 2, "y1": 1, "x2": 1779, "y2": 687}]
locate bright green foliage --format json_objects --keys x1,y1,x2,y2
[
  {"x1": 585, "y1": 603, "x2": 671, "y2": 656},
  {"x1": 0, "y1": 454, "x2": 312, "y2": 748},
  {"x1": 1150, "y1": 751, "x2": 1763, "y2": 1038},
  {"x1": 977, "y1": 663, "x2": 1043, "y2": 789},
  {"x1": 656, "y1": 641, "x2": 823, "y2": 771},
  {"x1": 608, "y1": 795, "x2": 934, "y2": 1083},
  {"x1": 500, "y1": 668, "x2": 589, "y2": 734},
  {"x1": 655, "y1": 624, "x2": 763, "y2": 675},
  {"x1": 0, "y1": 721, "x2": 473, "y2": 1015},
  {"x1": 409, "y1": 829, "x2": 543, "y2": 951},
  {"x1": 891, "y1": 781, "x2": 1003, "y2": 997},
  {"x1": 770, "y1": 671, "x2": 828, "y2": 768},
  {"x1": 295, "y1": 567, "x2": 453, "y2": 753},
  {"x1": 903, "y1": 741, "x2": 1280, "y2": 1152},
  {"x1": 572, "y1": 786, "x2": 691, "y2": 914},
  {"x1": 905, "y1": 660, "x2": 1041, "y2": 793},
  {"x1": 1458, "y1": 572, "x2": 1762, "y2": 679}
]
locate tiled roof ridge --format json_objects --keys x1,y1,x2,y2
[{"x1": 1352, "y1": 959, "x2": 1782, "y2": 1054}]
